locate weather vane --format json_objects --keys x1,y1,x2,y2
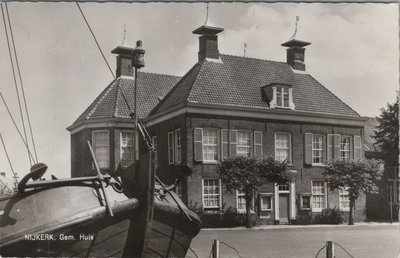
[
  {"x1": 291, "y1": 16, "x2": 300, "y2": 39},
  {"x1": 205, "y1": 3, "x2": 209, "y2": 25},
  {"x1": 122, "y1": 24, "x2": 127, "y2": 45}
]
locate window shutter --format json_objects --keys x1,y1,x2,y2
[
  {"x1": 229, "y1": 130, "x2": 237, "y2": 157},
  {"x1": 168, "y1": 132, "x2": 174, "y2": 164},
  {"x1": 354, "y1": 135, "x2": 362, "y2": 160},
  {"x1": 254, "y1": 131, "x2": 263, "y2": 157},
  {"x1": 114, "y1": 129, "x2": 121, "y2": 170},
  {"x1": 333, "y1": 134, "x2": 341, "y2": 160},
  {"x1": 221, "y1": 129, "x2": 229, "y2": 160},
  {"x1": 194, "y1": 128, "x2": 203, "y2": 162},
  {"x1": 304, "y1": 133, "x2": 313, "y2": 165},
  {"x1": 327, "y1": 134, "x2": 334, "y2": 162}
]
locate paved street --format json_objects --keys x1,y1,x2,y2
[{"x1": 187, "y1": 223, "x2": 399, "y2": 258}]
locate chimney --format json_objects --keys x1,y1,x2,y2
[
  {"x1": 281, "y1": 17, "x2": 311, "y2": 71},
  {"x1": 111, "y1": 41, "x2": 134, "y2": 77},
  {"x1": 192, "y1": 24, "x2": 224, "y2": 62},
  {"x1": 281, "y1": 39, "x2": 311, "y2": 71}
]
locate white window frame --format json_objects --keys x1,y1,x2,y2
[
  {"x1": 299, "y1": 193, "x2": 312, "y2": 210},
  {"x1": 120, "y1": 130, "x2": 135, "y2": 168},
  {"x1": 151, "y1": 136, "x2": 158, "y2": 169},
  {"x1": 236, "y1": 190, "x2": 255, "y2": 214},
  {"x1": 260, "y1": 193, "x2": 273, "y2": 211},
  {"x1": 311, "y1": 180, "x2": 327, "y2": 212},
  {"x1": 202, "y1": 179, "x2": 221, "y2": 211},
  {"x1": 92, "y1": 130, "x2": 110, "y2": 169},
  {"x1": 312, "y1": 134, "x2": 325, "y2": 165},
  {"x1": 275, "y1": 132, "x2": 292, "y2": 163},
  {"x1": 237, "y1": 130, "x2": 251, "y2": 157},
  {"x1": 276, "y1": 86, "x2": 290, "y2": 108},
  {"x1": 339, "y1": 188, "x2": 350, "y2": 211},
  {"x1": 202, "y1": 128, "x2": 220, "y2": 162},
  {"x1": 340, "y1": 136, "x2": 352, "y2": 161},
  {"x1": 168, "y1": 132, "x2": 174, "y2": 164},
  {"x1": 174, "y1": 129, "x2": 181, "y2": 164}
]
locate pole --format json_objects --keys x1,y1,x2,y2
[
  {"x1": 326, "y1": 241, "x2": 334, "y2": 258},
  {"x1": 389, "y1": 182, "x2": 393, "y2": 223},
  {"x1": 134, "y1": 67, "x2": 139, "y2": 161},
  {"x1": 87, "y1": 141, "x2": 114, "y2": 217},
  {"x1": 212, "y1": 239, "x2": 220, "y2": 258}
]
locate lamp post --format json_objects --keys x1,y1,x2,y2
[{"x1": 132, "y1": 40, "x2": 145, "y2": 161}]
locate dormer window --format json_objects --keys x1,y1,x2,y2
[
  {"x1": 276, "y1": 86, "x2": 290, "y2": 108},
  {"x1": 261, "y1": 83, "x2": 295, "y2": 110}
]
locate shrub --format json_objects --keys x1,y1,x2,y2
[
  {"x1": 294, "y1": 212, "x2": 313, "y2": 225},
  {"x1": 314, "y1": 208, "x2": 344, "y2": 224}
]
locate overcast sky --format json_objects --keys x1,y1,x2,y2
[{"x1": 0, "y1": 2, "x2": 398, "y2": 180}]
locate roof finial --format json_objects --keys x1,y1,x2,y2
[
  {"x1": 244, "y1": 42, "x2": 247, "y2": 57},
  {"x1": 290, "y1": 16, "x2": 300, "y2": 40},
  {"x1": 205, "y1": 3, "x2": 209, "y2": 25}
]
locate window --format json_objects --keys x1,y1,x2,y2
[
  {"x1": 275, "y1": 133, "x2": 291, "y2": 163},
  {"x1": 276, "y1": 87, "x2": 290, "y2": 108},
  {"x1": 300, "y1": 194, "x2": 311, "y2": 210},
  {"x1": 339, "y1": 188, "x2": 350, "y2": 211},
  {"x1": 175, "y1": 129, "x2": 181, "y2": 164},
  {"x1": 168, "y1": 132, "x2": 174, "y2": 164},
  {"x1": 260, "y1": 194, "x2": 273, "y2": 211},
  {"x1": 278, "y1": 184, "x2": 290, "y2": 192},
  {"x1": 203, "y1": 179, "x2": 221, "y2": 210},
  {"x1": 120, "y1": 131, "x2": 135, "y2": 168},
  {"x1": 151, "y1": 136, "x2": 157, "y2": 169},
  {"x1": 236, "y1": 190, "x2": 254, "y2": 213},
  {"x1": 237, "y1": 130, "x2": 251, "y2": 157},
  {"x1": 203, "y1": 128, "x2": 219, "y2": 161},
  {"x1": 340, "y1": 136, "x2": 352, "y2": 160},
  {"x1": 312, "y1": 180, "x2": 326, "y2": 211},
  {"x1": 92, "y1": 130, "x2": 109, "y2": 169},
  {"x1": 312, "y1": 134, "x2": 325, "y2": 164}
]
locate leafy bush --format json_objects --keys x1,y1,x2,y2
[
  {"x1": 314, "y1": 208, "x2": 344, "y2": 224},
  {"x1": 294, "y1": 212, "x2": 313, "y2": 225}
]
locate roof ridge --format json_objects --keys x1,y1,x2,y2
[
  {"x1": 307, "y1": 74, "x2": 361, "y2": 117},
  {"x1": 149, "y1": 62, "x2": 203, "y2": 115},
  {"x1": 138, "y1": 70, "x2": 181, "y2": 79},
  {"x1": 220, "y1": 53, "x2": 287, "y2": 65},
  {"x1": 187, "y1": 60, "x2": 209, "y2": 102}
]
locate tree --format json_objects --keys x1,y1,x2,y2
[
  {"x1": 374, "y1": 97, "x2": 399, "y2": 166},
  {"x1": 217, "y1": 156, "x2": 293, "y2": 228},
  {"x1": 323, "y1": 159, "x2": 384, "y2": 225}
]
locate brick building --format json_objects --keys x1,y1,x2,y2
[
  {"x1": 66, "y1": 42, "x2": 180, "y2": 177},
  {"x1": 69, "y1": 21, "x2": 368, "y2": 225}
]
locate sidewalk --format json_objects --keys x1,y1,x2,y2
[{"x1": 202, "y1": 221, "x2": 399, "y2": 231}]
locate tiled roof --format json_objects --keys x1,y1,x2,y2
[
  {"x1": 151, "y1": 54, "x2": 360, "y2": 118},
  {"x1": 70, "y1": 72, "x2": 181, "y2": 127}
]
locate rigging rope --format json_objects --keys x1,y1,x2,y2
[
  {"x1": 5, "y1": 3, "x2": 38, "y2": 163},
  {"x1": 0, "y1": 133, "x2": 19, "y2": 186},
  {"x1": 76, "y1": 2, "x2": 115, "y2": 79},
  {"x1": 0, "y1": 91, "x2": 36, "y2": 162},
  {"x1": 1, "y1": 3, "x2": 32, "y2": 166}
]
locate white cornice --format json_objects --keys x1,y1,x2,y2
[
  {"x1": 67, "y1": 118, "x2": 134, "y2": 135},
  {"x1": 145, "y1": 102, "x2": 367, "y2": 127}
]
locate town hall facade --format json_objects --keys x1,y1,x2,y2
[{"x1": 68, "y1": 20, "x2": 367, "y2": 225}]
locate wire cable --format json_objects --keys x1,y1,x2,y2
[
  {"x1": 5, "y1": 2, "x2": 38, "y2": 163},
  {"x1": 335, "y1": 242, "x2": 355, "y2": 258},
  {"x1": 219, "y1": 241, "x2": 243, "y2": 258},
  {"x1": 0, "y1": 133, "x2": 19, "y2": 186},
  {"x1": 75, "y1": 2, "x2": 115, "y2": 79},
  {"x1": 314, "y1": 245, "x2": 326, "y2": 258},
  {"x1": 188, "y1": 246, "x2": 199, "y2": 258},
  {"x1": 0, "y1": 91, "x2": 36, "y2": 162},
  {"x1": 1, "y1": 3, "x2": 32, "y2": 166}
]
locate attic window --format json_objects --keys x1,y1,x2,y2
[
  {"x1": 271, "y1": 86, "x2": 295, "y2": 110},
  {"x1": 276, "y1": 87, "x2": 290, "y2": 108}
]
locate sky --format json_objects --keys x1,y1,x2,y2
[{"x1": 0, "y1": 2, "x2": 398, "y2": 180}]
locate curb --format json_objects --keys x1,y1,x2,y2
[{"x1": 201, "y1": 222, "x2": 399, "y2": 231}]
